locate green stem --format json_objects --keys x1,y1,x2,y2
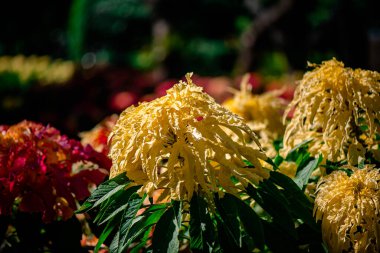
[{"x1": 67, "y1": 0, "x2": 88, "y2": 62}]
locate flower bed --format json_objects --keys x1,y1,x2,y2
[{"x1": 1, "y1": 58, "x2": 379, "y2": 253}]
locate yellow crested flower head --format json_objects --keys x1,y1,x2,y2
[
  {"x1": 283, "y1": 59, "x2": 380, "y2": 164},
  {"x1": 108, "y1": 73, "x2": 269, "y2": 201},
  {"x1": 223, "y1": 74, "x2": 287, "y2": 157},
  {"x1": 314, "y1": 166, "x2": 380, "y2": 253}
]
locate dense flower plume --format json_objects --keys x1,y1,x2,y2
[
  {"x1": 223, "y1": 74, "x2": 286, "y2": 157},
  {"x1": 0, "y1": 121, "x2": 110, "y2": 222},
  {"x1": 314, "y1": 166, "x2": 380, "y2": 253},
  {"x1": 108, "y1": 73, "x2": 269, "y2": 201},
  {"x1": 80, "y1": 114, "x2": 118, "y2": 155},
  {"x1": 283, "y1": 59, "x2": 380, "y2": 164}
]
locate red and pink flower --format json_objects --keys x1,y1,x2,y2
[{"x1": 0, "y1": 121, "x2": 110, "y2": 222}]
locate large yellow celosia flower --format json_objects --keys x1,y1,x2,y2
[
  {"x1": 283, "y1": 59, "x2": 380, "y2": 164},
  {"x1": 223, "y1": 74, "x2": 286, "y2": 157},
  {"x1": 108, "y1": 73, "x2": 269, "y2": 201},
  {"x1": 314, "y1": 166, "x2": 380, "y2": 253}
]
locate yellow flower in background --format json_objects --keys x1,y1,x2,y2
[
  {"x1": 0, "y1": 55, "x2": 75, "y2": 86},
  {"x1": 314, "y1": 166, "x2": 380, "y2": 253},
  {"x1": 223, "y1": 74, "x2": 287, "y2": 157},
  {"x1": 108, "y1": 73, "x2": 269, "y2": 201},
  {"x1": 283, "y1": 59, "x2": 380, "y2": 164}
]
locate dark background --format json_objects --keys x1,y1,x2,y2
[{"x1": 0, "y1": 0, "x2": 379, "y2": 135}]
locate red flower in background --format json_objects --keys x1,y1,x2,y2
[
  {"x1": 235, "y1": 73, "x2": 262, "y2": 92},
  {"x1": 0, "y1": 121, "x2": 110, "y2": 222},
  {"x1": 80, "y1": 114, "x2": 118, "y2": 155}
]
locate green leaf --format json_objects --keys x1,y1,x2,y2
[
  {"x1": 269, "y1": 172, "x2": 311, "y2": 206},
  {"x1": 93, "y1": 184, "x2": 128, "y2": 209},
  {"x1": 76, "y1": 201, "x2": 92, "y2": 213},
  {"x1": 76, "y1": 173, "x2": 130, "y2": 213},
  {"x1": 117, "y1": 193, "x2": 145, "y2": 253},
  {"x1": 119, "y1": 198, "x2": 167, "y2": 253},
  {"x1": 95, "y1": 185, "x2": 140, "y2": 225},
  {"x1": 293, "y1": 155, "x2": 322, "y2": 190},
  {"x1": 246, "y1": 184, "x2": 297, "y2": 239},
  {"x1": 94, "y1": 215, "x2": 120, "y2": 253},
  {"x1": 268, "y1": 171, "x2": 319, "y2": 231},
  {"x1": 130, "y1": 227, "x2": 153, "y2": 253},
  {"x1": 274, "y1": 154, "x2": 284, "y2": 167},
  {"x1": 89, "y1": 174, "x2": 129, "y2": 203},
  {"x1": 143, "y1": 203, "x2": 169, "y2": 214},
  {"x1": 152, "y1": 201, "x2": 182, "y2": 253},
  {"x1": 189, "y1": 193, "x2": 215, "y2": 252},
  {"x1": 285, "y1": 139, "x2": 312, "y2": 162},
  {"x1": 109, "y1": 229, "x2": 120, "y2": 253},
  {"x1": 215, "y1": 195, "x2": 242, "y2": 248},
  {"x1": 215, "y1": 216, "x2": 240, "y2": 252},
  {"x1": 296, "y1": 151, "x2": 310, "y2": 167},
  {"x1": 273, "y1": 138, "x2": 283, "y2": 152},
  {"x1": 225, "y1": 194, "x2": 265, "y2": 250}
]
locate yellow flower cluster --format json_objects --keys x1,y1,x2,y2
[
  {"x1": 314, "y1": 166, "x2": 380, "y2": 253},
  {"x1": 283, "y1": 59, "x2": 380, "y2": 164},
  {"x1": 108, "y1": 73, "x2": 269, "y2": 201},
  {"x1": 223, "y1": 74, "x2": 286, "y2": 157},
  {"x1": 0, "y1": 55, "x2": 75, "y2": 85}
]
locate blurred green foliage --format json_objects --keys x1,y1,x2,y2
[{"x1": 0, "y1": 0, "x2": 378, "y2": 77}]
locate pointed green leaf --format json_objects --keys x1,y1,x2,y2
[
  {"x1": 215, "y1": 216, "x2": 240, "y2": 252},
  {"x1": 246, "y1": 184, "x2": 297, "y2": 239},
  {"x1": 215, "y1": 195, "x2": 242, "y2": 247},
  {"x1": 269, "y1": 171, "x2": 319, "y2": 231},
  {"x1": 225, "y1": 194, "x2": 265, "y2": 250},
  {"x1": 109, "y1": 229, "x2": 119, "y2": 253},
  {"x1": 130, "y1": 227, "x2": 153, "y2": 253},
  {"x1": 95, "y1": 185, "x2": 140, "y2": 225},
  {"x1": 121, "y1": 208, "x2": 166, "y2": 251},
  {"x1": 152, "y1": 201, "x2": 182, "y2": 253},
  {"x1": 293, "y1": 155, "x2": 322, "y2": 190},
  {"x1": 119, "y1": 199, "x2": 167, "y2": 253},
  {"x1": 77, "y1": 173, "x2": 130, "y2": 213},
  {"x1": 94, "y1": 215, "x2": 120, "y2": 253},
  {"x1": 92, "y1": 184, "x2": 129, "y2": 210},
  {"x1": 76, "y1": 201, "x2": 92, "y2": 213},
  {"x1": 143, "y1": 203, "x2": 170, "y2": 214},
  {"x1": 273, "y1": 138, "x2": 283, "y2": 152},
  {"x1": 117, "y1": 193, "x2": 145, "y2": 253},
  {"x1": 189, "y1": 193, "x2": 215, "y2": 252},
  {"x1": 285, "y1": 139, "x2": 312, "y2": 162},
  {"x1": 274, "y1": 154, "x2": 284, "y2": 167}
]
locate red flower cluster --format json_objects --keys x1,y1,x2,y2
[{"x1": 0, "y1": 121, "x2": 111, "y2": 222}]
